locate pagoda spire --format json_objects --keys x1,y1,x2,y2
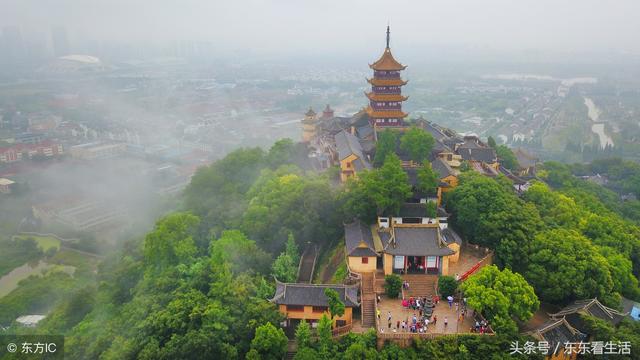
[{"x1": 386, "y1": 25, "x2": 390, "y2": 49}]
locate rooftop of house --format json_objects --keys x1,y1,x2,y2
[
  {"x1": 549, "y1": 298, "x2": 628, "y2": 326},
  {"x1": 431, "y1": 157, "x2": 456, "y2": 179},
  {"x1": 621, "y1": 297, "x2": 640, "y2": 321},
  {"x1": 530, "y1": 317, "x2": 587, "y2": 350},
  {"x1": 383, "y1": 225, "x2": 455, "y2": 257},
  {"x1": 457, "y1": 147, "x2": 497, "y2": 164},
  {"x1": 270, "y1": 281, "x2": 360, "y2": 307},
  {"x1": 344, "y1": 220, "x2": 377, "y2": 257}
]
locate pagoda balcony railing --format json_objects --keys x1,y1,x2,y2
[
  {"x1": 374, "y1": 71, "x2": 400, "y2": 77},
  {"x1": 372, "y1": 88, "x2": 402, "y2": 94},
  {"x1": 373, "y1": 73, "x2": 401, "y2": 79},
  {"x1": 370, "y1": 104, "x2": 403, "y2": 111}
]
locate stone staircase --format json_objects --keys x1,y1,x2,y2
[
  {"x1": 402, "y1": 274, "x2": 438, "y2": 298},
  {"x1": 285, "y1": 340, "x2": 297, "y2": 360},
  {"x1": 374, "y1": 269, "x2": 385, "y2": 293},
  {"x1": 360, "y1": 272, "x2": 376, "y2": 328}
]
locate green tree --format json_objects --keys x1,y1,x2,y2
[
  {"x1": 417, "y1": 162, "x2": 439, "y2": 195},
  {"x1": 384, "y1": 274, "x2": 403, "y2": 298},
  {"x1": 525, "y1": 229, "x2": 617, "y2": 305},
  {"x1": 183, "y1": 147, "x2": 266, "y2": 233},
  {"x1": 271, "y1": 252, "x2": 297, "y2": 282},
  {"x1": 400, "y1": 126, "x2": 435, "y2": 163},
  {"x1": 343, "y1": 340, "x2": 379, "y2": 360},
  {"x1": 295, "y1": 319, "x2": 312, "y2": 349},
  {"x1": 460, "y1": 265, "x2": 539, "y2": 335},
  {"x1": 317, "y1": 314, "x2": 333, "y2": 357},
  {"x1": 210, "y1": 230, "x2": 271, "y2": 274},
  {"x1": 249, "y1": 322, "x2": 288, "y2": 360},
  {"x1": 487, "y1": 136, "x2": 497, "y2": 148},
  {"x1": 293, "y1": 347, "x2": 319, "y2": 360},
  {"x1": 426, "y1": 201, "x2": 437, "y2": 218},
  {"x1": 285, "y1": 233, "x2": 300, "y2": 265},
  {"x1": 143, "y1": 212, "x2": 200, "y2": 272},
  {"x1": 324, "y1": 288, "x2": 345, "y2": 324},
  {"x1": 495, "y1": 145, "x2": 519, "y2": 171},
  {"x1": 447, "y1": 172, "x2": 543, "y2": 271},
  {"x1": 267, "y1": 138, "x2": 296, "y2": 168},
  {"x1": 242, "y1": 171, "x2": 341, "y2": 253},
  {"x1": 342, "y1": 154, "x2": 412, "y2": 221},
  {"x1": 438, "y1": 275, "x2": 457, "y2": 297},
  {"x1": 374, "y1": 130, "x2": 398, "y2": 167}
]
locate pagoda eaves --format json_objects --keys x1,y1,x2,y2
[
  {"x1": 369, "y1": 48, "x2": 407, "y2": 71},
  {"x1": 365, "y1": 92, "x2": 408, "y2": 102},
  {"x1": 365, "y1": 106, "x2": 408, "y2": 119},
  {"x1": 366, "y1": 77, "x2": 408, "y2": 87}
]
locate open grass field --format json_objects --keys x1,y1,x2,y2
[{"x1": 15, "y1": 235, "x2": 61, "y2": 252}]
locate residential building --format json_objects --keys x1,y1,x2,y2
[
  {"x1": 0, "y1": 141, "x2": 63, "y2": 163},
  {"x1": 69, "y1": 142, "x2": 126, "y2": 160}
]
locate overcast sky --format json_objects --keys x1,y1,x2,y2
[{"x1": 2, "y1": 0, "x2": 640, "y2": 59}]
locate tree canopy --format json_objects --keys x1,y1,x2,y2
[
  {"x1": 400, "y1": 126, "x2": 435, "y2": 164},
  {"x1": 373, "y1": 130, "x2": 397, "y2": 167},
  {"x1": 525, "y1": 229, "x2": 616, "y2": 305},
  {"x1": 460, "y1": 265, "x2": 539, "y2": 335},
  {"x1": 495, "y1": 145, "x2": 519, "y2": 171},
  {"x1": 342, "y1": 153, "x2": 412, "y2": 221},
  {"x1": 417, "y1": 162, "x2": 439, "y2": 195}
]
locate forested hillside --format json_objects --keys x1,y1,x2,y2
[{"x1": 2, "y1": 138, "x2": 639, "y2": 359}]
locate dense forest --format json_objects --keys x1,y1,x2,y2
[{"x1": 2, "y1": 136, "x2": 640, "y2": 359}]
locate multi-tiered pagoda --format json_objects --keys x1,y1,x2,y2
[{"x1": 365, "y1": 26, "x2": 408, "y2": 128}]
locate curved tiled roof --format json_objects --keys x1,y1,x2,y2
[
  {"x1": 270, "y1": 281, "x2": 360, "y2": 307},
  {"x1": 366, "y1": 78, "x2": 408, "y2": 87},
  {"x1": 365, "y1": 107, "x2": 408, "y2": 119},
  {"x1": 369, "y1": 48, "x2": 406, "y2": 71},
  {"x1": 365, "y1": 92, "x2": 408, "y2": 102}
]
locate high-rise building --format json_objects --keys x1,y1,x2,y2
[
  {"x1": 1, "y1": 26, "x2": 25, "y2": 65},
  {"x1": 51, "y1": 26, "x2": 70, "y2": 57},
  {"x1": 365, "y1": 26, "x2": 408, "y2": 128}
]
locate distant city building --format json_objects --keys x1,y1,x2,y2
[
  {"x1": 51, "y1": 26, "x2": 70, "y2": 57},
  {"x1": 15, "y1": 315, "x2": 46, "y2": 327},
  {"x1": 0, "y1": 140, "x2": 64, "y2": 163},
  {"x1": 69, "y1": 142, "x2": 126, "y2": 160},
  {"x1": 32, "y1": 198, "x2": 127, "y2": 231},
  {"x1": 15, "y1": 132, "x2": 44, "y2": 144},
  {"x1": 1, "y1": 26, "x2": 25, "y2": 65},
  {"x1": 0, "y1": 178, "x2": 15, "y2": 194}
]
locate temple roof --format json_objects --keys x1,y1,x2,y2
[
  {"x1": 367, "y1": 78, "x2": 408, "y2": 87},
  {"x1": 383, "y1": 226, "x2": 455, "y2": 257},
  {"x1": 365, "y1": 107, "x2": 408, "y2": 119},
  {"x1": 270, "y1": 281, "x2": 360, "y2": 307},
  {"x1": 335, "y1": 130, "x2": 369, "y2": 165},
  {"x1": 549, "y1": 298, "x2": 628, "y2": 326},
  {"x1": 365, "y1": 92, "x2": 408, "y2": 102},
  {"x1": 431, "y1": 157, "x2": 456, "y2": 179},
  {"x1": 529, "y1": 317, "x2": 587, "y2": 351},
  {"x1": 345, "y1": 220, "x2": 377, "y2": 257},
  {"x1": 305, "y1": 107, "x2": 316, "y2": 117},
  {"x1": 370, "y1": 47, "x2": 407, "y2": 71}
]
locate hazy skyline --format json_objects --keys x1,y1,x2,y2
[{"x1": 2, "y1": 0, "x2": 640, "y2": 60}]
